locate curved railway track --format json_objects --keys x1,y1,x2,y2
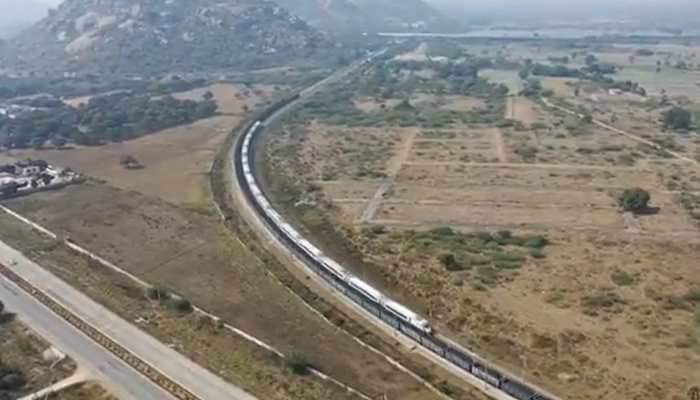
[
  {"x1": 231, "y1": 79, "x2": 562, "y2": 400},
  {"x1": 0, "y1": 263, "x2": 199, "y2": 400}
]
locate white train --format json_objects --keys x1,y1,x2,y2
[{"x1": 240, "y1": 120, "x2": 433, "y2": 336}]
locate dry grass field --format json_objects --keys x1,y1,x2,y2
[
  {"x1": 170, "y1": 83, "x2": 280, "y2": 115},
  {"x1": 263, "y1": 47, "x2": 700, "y2": 399},
  {"x1": 0, "y1": 182, "x2": 446, "y2": 400},
  {"x1": 9, "y1": 83, "x2": 280, "y2": 208},
  {"x1": 50, "y1": 383, "x2": 118, "y2": 400},
  {"x1": 9, "y1": 116, "x2": 237, "y2": 207}
]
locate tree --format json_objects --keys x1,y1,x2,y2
[
  {"x1": 120, "y1": 154, "x2": 144, "y2": 170},
  {"x1": 585, "y1": 54, "x2": 598, "y2": 66},
  {"x1": 662, "y1": 107, "x2": 692, "y2": 130},
  {"x1": 619, "y1": 188, "x2": 651, "y2": 213},
  {"x1": 286, "y1": 351, "x2": 311, "y2": 375},
  {"x1": 0, "y1": 300, "x2": 4, "y2": 314}
]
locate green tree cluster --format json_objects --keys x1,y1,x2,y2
[
  {"x1": 662, "y1": 107, "x2": 692, "y2": 131},
  {"x1": 618, "y1": 188, "x2": 651, "y2": 213},
  {"x1": 0, "y1": 92, "x2": 217, "y2": 148}
]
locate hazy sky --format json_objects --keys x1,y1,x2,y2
[
  {"x1": 426, "y1": 0, "x2": 699, "y2": 23},
  {"x1": 1, "y1": 0, "x2": 698, "y2": 34}
]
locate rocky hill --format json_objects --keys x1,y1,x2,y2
[
  {"x1": 2, "y1": 0, "x2": 330, "y2": 77},
  {"x1": 273, "y1": 0, "x2": 457, "y2": 35}
]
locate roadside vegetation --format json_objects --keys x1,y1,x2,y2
[
  {"x1": 47, "y1": 383, "x2": 117, "y2": 400},
  {"x1": 0, "y1": 308, "x2": 76, "y2": 400}
]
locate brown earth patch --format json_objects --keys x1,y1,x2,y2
[{"x1": 8, "y1": 116, "x2": 238, "y2": 207}]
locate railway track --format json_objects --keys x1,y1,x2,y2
[
  {"x1": 232, "y1": 65, "x2": 561, "y2": 400},
  {"x1": 0, "y1": 263, "x2": 199, "y2": 400}
]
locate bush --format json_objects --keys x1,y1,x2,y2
[
  {"x1": 430, "y1": 226, "x2": 456, "y2": 238},
  {"x1": 493, "y1": 251, "x2": 524, "y2": 263},
  {"x1": 582, "y1": 291, "x2": 626, "y2": 310},
  {"x1": 464, "y1": 254, "x2": 490, "y2": 266},
  {"x1": 145, "y1": 286, "x2": 170, "y2": 301},
  {"x1": 439, "y1": 253, "x2": 463, "y2": 271},
  {"x1": 0, "y1": 370, "x2": 25, "y2": 390},
  {"x1": 165, "y1": 297, "x2": 193, "y2": 313},
  {"x1": 610, "y1": 270, "x2": 635, "y2": 286},
  {"x1": 524, "y1": 235, "x2": 547, "y2": 249},
  {"x1": 618, "y1": 188, "x2": 651, "y2": 213},
  {"x1": 662, "y1": 107, "x2": 692, "y2": 131},
  {"x1": 494, "y1": 260, "x2": 523, "y2": 270},
  {"x1": 436, "y1": 380, "x2": 457, "y2": 396},
  {"x1": 514, "y1": 144, "x2": 539, "y2": 160},
  {"x1": 529, "y1": 248, "x2": 545, "y2": 259},
  {"x1": 684, "y1": 289, "x2": 700, "y2": 303},
  {"x1": 286, "y1": 351, "x2": 311, "y2": 375}
]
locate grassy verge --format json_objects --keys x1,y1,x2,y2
[
  {"x1": 0, "y1": 212, "x2": 359, "y2": 400},
  {"x1": 49, "y1": 382, "x2": 117, "y2": 400}
]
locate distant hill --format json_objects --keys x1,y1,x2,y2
[
  {"x1": 0, "y1": 0, "x2": 51, "y2": 38},
  {"x1": 2, "y1": 0, "x2": 331, "y2": 77},
  {"x1": 274, "y1": 0, "x2": 458, "y2": 34}
]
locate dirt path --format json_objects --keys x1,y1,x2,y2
[
  {"x1": 505, "y1": 96, "x2": 514, "y2": 119},
  {"x1": 359, "y1": 131, "x2": 417, "y2": 223},
  {"x1": 368, "y1": 219, "x2": 700, "y2": 242},
  {"x1": 402, "y1": 161, "x2": 642, "y2": 171},
  {"x1": 492, "y1": 128, "x2": 508, "y2": 163},
  {"x1": 541, "y1": 97, "x2": 700, "y2": 167}
]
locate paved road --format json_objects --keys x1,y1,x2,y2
[
  {"x1": 0, "y1": 240, "x2": 258, "y2": 400},
  {"x1": 0, "y1": 277, "x2": 171, "y2": 400}
]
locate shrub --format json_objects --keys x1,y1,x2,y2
[
  {"x1": 684, "y1": 288, "x2": 700, "y2": 303},
  {"x1": 662, "y1": 107, "x2": 692, "y2": 131},
  {"x1": 439, "y1": 253, "x2": 463, "y2": 271},
  {"x1": 663, "y1": 296, "x2": 691, "y2": 311},
  {"x1": 618, "y1": 188, "x2": 651, "y2": 213},
  {"x1": 493, "y1": 251, "x2": 524, "y2": 263},
  {"x1": 464, "y1": 254, "x2": 490, "y2": 266},
  {"x1": 494, "y1": 260, "x2": 522, "y2": 270},
  {"x1": 524, "y1": 235, "x2": 547, "y2": 249},
  {"x1": 529, "y1": 248, "x2": 545, "y2": 259},
  {"x1": 436, "y1": 380, "x2": 457, "y2": 396},
  {"x1": 514, "y1": 145, "x2": 539, "y2": 159},
  {"x1": 370, "y1": 225, "x2": 387, "y2": 235},
  {"x1": 430, "y1": 226, "x2": 456, "y2": 238},
  {"x1": 145, "y1": 286, "x2": 170, "y2": 301},
  {"x1": 582, "y1": 291, "x2": 626, "y2": 310},
  {"x1": 165, "y1": 297, "x2": 193, "y2": 313},
  {"x1": 0, "y1": 370, "x2": 25, "y2": 390},
  {"x1": 610, "y1": 270, "x2": 635, "y2": 286},
  {"x1": 286, "y1": 351, "x2": 311, "y2": 375},
  {"x1": 476, "y1": 266, "x2": 499, "y2": 286}
]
